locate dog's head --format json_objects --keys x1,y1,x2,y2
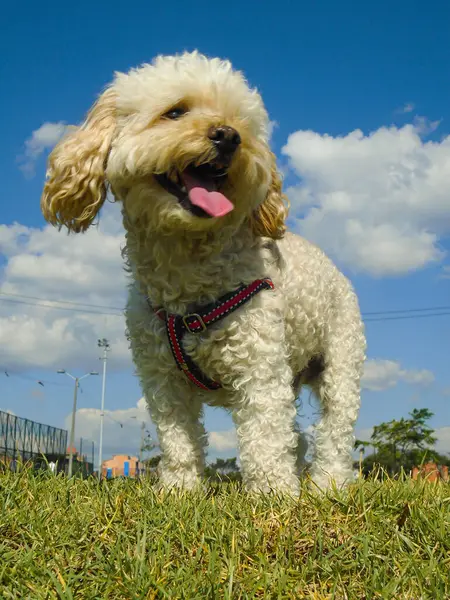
[{"x1": 41, "y1": 52, "x2": 288, "y2": 238}]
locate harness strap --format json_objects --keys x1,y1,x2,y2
[{"x1": 151, "y1": 278, "x2": 274, "y2": 391}]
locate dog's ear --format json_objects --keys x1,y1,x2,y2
[
  {"x1": 41, "y1": 89, "x2": 117, "y2": 233},
  {"x1": 250, "y1": 153, "x2": 289, "y2": 239}
]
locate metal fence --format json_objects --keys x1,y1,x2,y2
[{"x1": 0, "y1": 410, "x2": 68, "y2": 470}]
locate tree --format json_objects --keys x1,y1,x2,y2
[
  {"x1": 358, "y1": 409, "x2": 439, "y2": 475},
  {"x1": 354, "y1": 439, "x2": 371, "y2": 454},
  {"x1": 402, "y1": 409, "x2": 437, "y2": 452},
  {"x1": 205, "y1": 457, "x2": 241, "y2": 483},
  {"x1": 143, "y1": 455, "x2": 161, "y2": 469},
  {"x1": 141, "y1": 435, "x2": 157, "y2": 455}
]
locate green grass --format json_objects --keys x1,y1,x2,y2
[{"x1": 0, "y1": 469, "x2": 449, "y2": 599}]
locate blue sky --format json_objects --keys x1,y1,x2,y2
[{"x1": 1, "y1": 0, "x2": 449, "y2": 462}]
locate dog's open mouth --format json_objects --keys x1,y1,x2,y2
[{"x1": 155, "y1": 163, "x2": 234, "y2": 218}]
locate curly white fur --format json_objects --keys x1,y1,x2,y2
[{"x1": 41, "y1": 52, "x2": 366, "y2": 495}]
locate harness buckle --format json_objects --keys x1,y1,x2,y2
[{"x1": 183, "y1": 313, "x2": 207, "y2": 333}]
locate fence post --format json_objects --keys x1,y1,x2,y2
[
  {"x1": 5, "y1": 412, "x2": 10, "y2": 462},
  {"x1": 13, "y1": 416, "x2": 18, "y2": 463}
]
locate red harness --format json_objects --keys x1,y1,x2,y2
[{"x1": 150, "y1": 278, "x2": 274, "y2": 391}]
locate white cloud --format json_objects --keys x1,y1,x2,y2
[
  {"x1": 397, "y1": 102, "x2": 415, "y2": 114},
  {"x1": 362, "y1": 359, "x2": 434, "y2": 391},
  {"x1": 209, "y1": 429, "x2": 237, "y2": 452},
  {"x1": 70, "y1": 397, "x2": 152, "y2": 461},
  {"x1": 412, "y1": 116, "x2": 440, "y2": 136},
  {"x1": 73, "y1": 398, "x2": 240, "y2": 459},
  {"x1": 435, "y1": 427, "x2": 450, "y2": 455},
  {"x1": 401, "y1": 369, "x2": 435, "y2": 386},
  {"x1": 283, "y1": 121, "x2": 450, "y2": 275},
  {"x1": 0, "y1": 202, "x2": 130, "y2": 372},
  {"x1": 268, "y1": 120, "x2": 278, "y2": 142},
  {"x1": 18, "y1": 122, "x2": 69, "y2": 177}
]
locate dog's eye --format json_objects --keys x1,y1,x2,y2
[{"x1": 163, "y1": 106, "x2": 188, "y2": 120}]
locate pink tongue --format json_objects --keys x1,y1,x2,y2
[{"x1": 181, "y1": 172, "x2": 234, "y2": 217}]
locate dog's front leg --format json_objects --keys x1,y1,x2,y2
[
  {"x1": 225, "y1": 317, "x2": 300, "y2": 496},
  {"x1": 232, "y1": 387, "x2": 299, "y2": 495},
  {"x1": 232, "y1": 380, "x2": 299, "y2": 495},
  {"x1": 308, "y1": 299, "x2": 365, "y2": 491},
  {"x1": 144, "y1": 375, "x2": 207, "y2": 491}
]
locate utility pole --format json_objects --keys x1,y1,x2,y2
[
  {"x1": 97, "y1": 338, "x2": 110, "y2": 480},
  {"x1": 57, "y1": 369, "x2": 98, "y2": 478},
  {"x1": 139, "y1": 421, "x2": 145, "y2": 464}
]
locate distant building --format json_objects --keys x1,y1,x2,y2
[
  {"x1": 412, "y1": 462, "x2": 449, "y2": 482},
  {"x1": 102, "y1": 454, "x2": 145, "y2": 478}
]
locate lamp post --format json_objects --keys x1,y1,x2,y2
[
  {"x1": 97, "y1": 338, "x2": 110, "y2": 479},
  {"x1": 57, "y1": 369, "x2": 98, "y2": 478}
]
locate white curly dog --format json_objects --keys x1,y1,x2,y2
[{"x1": 41, "y1": 52, "x2": 366, "y2": 495}]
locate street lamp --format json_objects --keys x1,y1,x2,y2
[
  {"x1": 97, "y1": 339, "x2": 110, "y2": 479},
  {"x1": 58, "y1": 369, "x2": 98, "y2": 478}
]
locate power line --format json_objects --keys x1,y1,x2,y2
[
  {"x1": 2, "y1": 369, "x2": 70, "y2": 387},
  {"x1": 1, "y1": 290, "x2": 450, "y2": 323},
  {"x1": 364, "y1": 311, "x2": 450, "y2": 322},
  {"x1": 0, "y1": 291, "x2": 124, "y2": 311},
  {"x1": 0, "y1": 297, "x2": 122, "y2": 316},
  {"x1": 363, "y1": 305, "x2": 450, "y2": 316},
  {"x1": 3, "y1": 290, "x2": 450, "y2": 317}
]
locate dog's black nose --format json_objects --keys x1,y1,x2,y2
[{"x1": 208, "y1": 125, "x2": 241, "y2": 156}]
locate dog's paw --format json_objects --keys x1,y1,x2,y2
[{"x1": 308, "y1": 468, "x2": 354, "y2": 494}]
